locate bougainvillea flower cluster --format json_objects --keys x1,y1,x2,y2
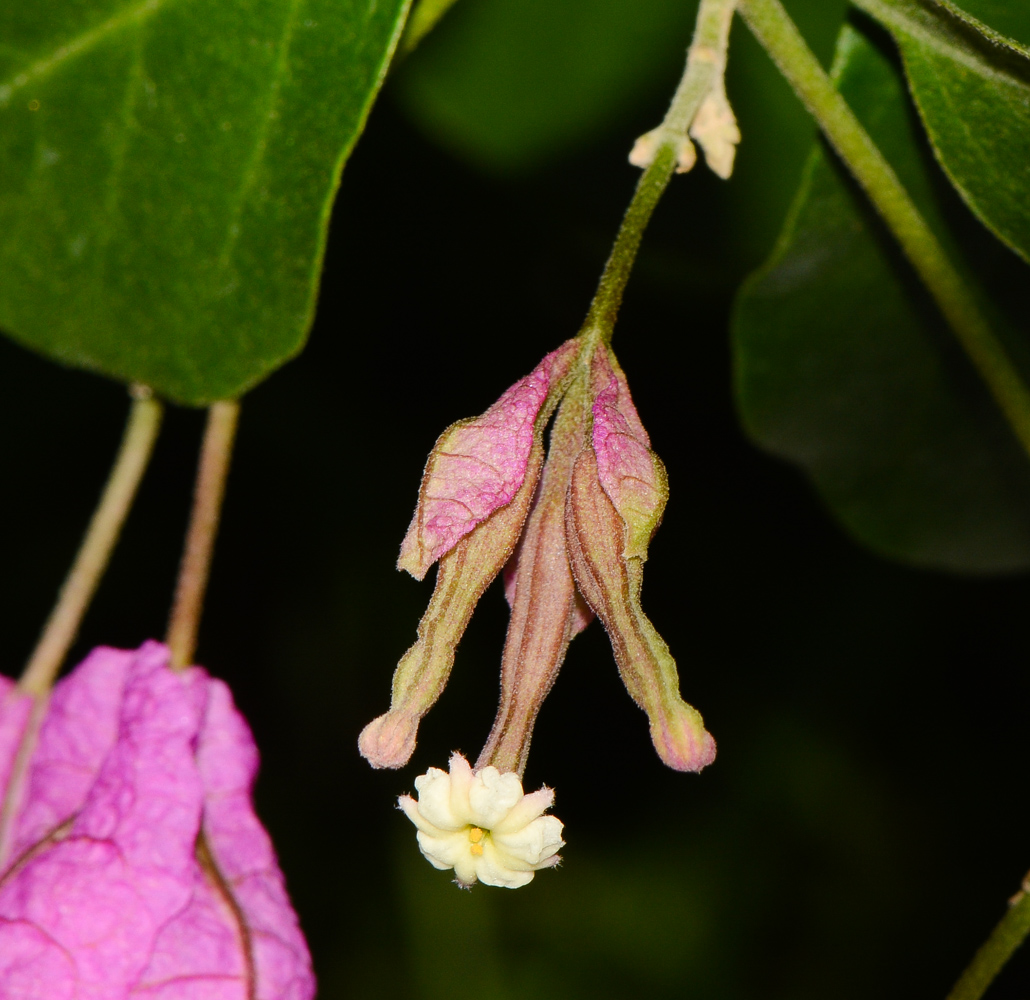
[
  {"x1": 361, "y1": 337, "x2": 715, "y2": 779},
  {"x1": 0, "y1": 641, "x2": 314, "y2": 999},
  {"x1": 360, "y1": 335, "x2": 715, "y2": 885}
]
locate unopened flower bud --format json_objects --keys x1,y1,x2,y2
[
  {"x1": 360, "y1": 444, "x2": 543, "y2": 768},
  {"x1": 565, "y1": 349, "x2": 716, "y2": 772},
  {"x1": 477, "y1": 386, "x2": 594, "y2": 776},
  {"x1": 631, "y1": 0, "x2": 738, "y2": 183},
  {"x1": 689, "y1": 82, "x2": 740, "y2": 179},
  {"x1": 361, "y1": 342, "x2": 578, "y2": 769},
  {"x1": 629, "y1": 129, "x2": 697, "y2": 174}
]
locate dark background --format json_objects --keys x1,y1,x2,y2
[{"x1": 2, "y1": 2, "x2": 1029, "y2": 997}]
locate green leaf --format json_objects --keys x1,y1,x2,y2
[
  {"x1": 0, "y1": 0, "x2": 408, "y2": 405},
  {"x1": 945, "y1": 0, "x2": 1030, "y2": 47},
  {"x1": 732, "y1": 20, "x2": 1030, "y2": 573},
  {"x1": 393, "y1": 0, "x2": 700, "y2": 175},
  {"x1": 851, "y1": 0, "x2": 1030, "y2": 264}
]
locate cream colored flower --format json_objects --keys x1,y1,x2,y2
[{"x1": 398, "y1": 753, "x2": 564, "y2": 888}]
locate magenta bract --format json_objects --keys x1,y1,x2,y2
[
  {"x1": 590, "y1": 349, "x2": 668, "y2": 560},
  {"x1": 398, "y1": 339, "x2": 578, "y2": 580},
  {"x1": 0, "y1": 641, "x2": 314, "y2": 1000}
]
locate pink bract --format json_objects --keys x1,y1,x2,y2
[
  {"x1": 590, "y1": 351, "x2": 666, "y2": 552},
  {"x1": 398, "y1": 339, "x2": 578, "y2": 579},
  {"x1": 0, "y1": 641, "x2": 314, "y2": 1000}
]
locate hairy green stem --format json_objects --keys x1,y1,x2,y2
[
  {"x1": 946, "y1": 885, "x2": 1030, "y2": 1000},
  {"x1": 582, "y1": 145, "x2": 677, "y2": 346},
  {"x1": 661, "y1": 0, "x2": 736, "y2": 137},
  {"x1": 584, "y1": 0, "x2": 736, "y2": 346},
  {"x1": 737, "y1": 0, "x2": 1030, "y2": 459},
  {"x1": 166, "y1": 400, "x2": 240, "y2": 670},
  {"x1": 19, "y1": 388, "x2": 163, "y2": 696}
]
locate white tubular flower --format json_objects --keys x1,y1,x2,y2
[{"x1": 398, "y1": 753, "x2": 564, "y2": 888}]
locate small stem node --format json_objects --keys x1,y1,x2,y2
[{"x1": 586, "y1": 0, "x2": 739, "y2": 347}]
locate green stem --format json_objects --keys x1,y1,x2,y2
[
  {"x1": 166, "y1": 400, "x2": 240, "y2": 670},
  {"x1": 398, "y1": 0, "x2": 460, "y2": 57},
  {"x1": 583, "y1": 145, "x2": 677, "y2": 346},
  {"x1": 736, "y1": 0, "x2": 1030, "y2": 460},
  {"x1": 584, "y1": 0, "x2": 737, "y2": 346},
  {"x1": 19, "y1": 388, "x2": 163, "y2": 696},
  {"x1": 946, "y1": 885, "x2": 1030, "y2": 1000},
  {"x1": 661, "y1": 0, "x2": 736, "y2": 138}
]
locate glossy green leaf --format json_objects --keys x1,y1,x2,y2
[
  {"x1": 394, "y1": 0, "x2": 699, "y2": 175},
  {"x1": 0, "y1": 0, "x2": 408, "y2": 405},
  {"x1": 852, "y1": 0, "x2": 1030, "y2": 264},
  {"x1": 732, "y1": 21, "x2": 1030, "y2": 573}
]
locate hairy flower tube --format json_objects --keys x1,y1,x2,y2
[
  {"x1": 399, "y1": 753, "x2": 563, "y2": 888},
  {"x1": 0, "y1": 640, "x2": 314, "y2": 999},
  {"x1": 361, "y1": 336, "x2": 715, "y2": 884}
]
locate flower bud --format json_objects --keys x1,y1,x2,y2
[
  {"x1": 360, "y1": 444, "x2": 543, "y2": 769},
  {"x1": 477, "y1": 387, "x2": 594, "y2": 776},
  {"x1": 628, "y1": 129, "x2": 698, "y2": 174},
  {"x1": 565, "y1": 349, "x2": 716, "y2": 772},
  {"x1": 689, "y1": 82, "x2": 740, "y2": 180},
  {"x1": 361, "y1": 342, "x2": 578, "y2": 769}
]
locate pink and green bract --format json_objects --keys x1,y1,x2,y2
[
  {"x1": 361, "y1": 337, "x2": 715, "y2": 779},
  {"x1": 0, "y1": 640, "x2": 314, "y2": 1000}
]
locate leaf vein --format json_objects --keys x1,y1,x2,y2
[
  {"x1": 216, "y1": 0, "x2": 306, "y2": 271},
  {"x1": 0, "y1": 0, "x2": 170, "y2": 106},
  {"x1": 99, "y1": 26, "x2": 147, "y2": 260}
]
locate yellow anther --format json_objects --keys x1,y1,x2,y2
[
  {"x1": 469, "y1": 826, "x2": 484, "y2": 843},
  {"x1": 470, "y1": 843, "x2": 484, "y2": 856}
]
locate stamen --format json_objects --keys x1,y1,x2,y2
[{"x1": 469, "y1": 826, "x2": 484, "y2": 843}]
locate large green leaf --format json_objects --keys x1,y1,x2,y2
[
  {"x1": 732, "y1": 20, "x2": 1030, "y2": 573},
  {"x1": 0, "y1": 0, "x2": 408, "y2": 405},
  {"x1": 852, "y1": 0, "x2": 1030, "y2": 264}
]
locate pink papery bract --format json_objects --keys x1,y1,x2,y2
[
  {"x1": 590, "y1": 350, "x2": 667, "y2": 560},
  {"x1": 398, "y1": 339, "x2": 578, "y2": 579},
  {"x1": 0, "y1": 641, "x2": 315, "y2": 1000}
]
